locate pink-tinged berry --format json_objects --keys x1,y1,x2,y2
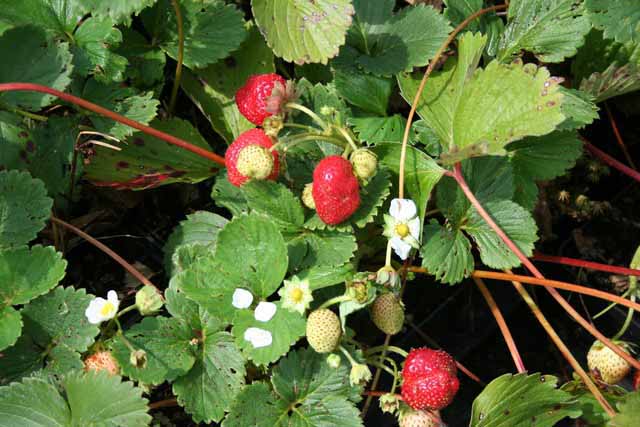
[
  {"x1": 236, "y1": 73, "x2": 287, "y2": 126},
  {"x1": 225, "y1": 128, "x2": 279, "y2": 187},
  {"x1": 401, "y1": 347, "x2": 459, "y2": 411},
  {"x1": 84, "y1": 351, "x2": 120, "y2": 376},
  {"x1": 312, "y1": 155, "x2": 360, "y2": 225}
]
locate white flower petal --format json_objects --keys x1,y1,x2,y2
[
  {"x1": 232, "y1": 288, "x2": 254, "y2": 309},
  {"x1": 390, "y1": 236, "x2": 412, "y2": 260},
  {"x1": 254, "y1": 301, "x2": 277, "y2": 322},
  {"x1": 407, "y1": 217, "x2": 421, "y2": 240},
  {"x1": 389, "y1": 198, "x2": 417, "y2": 221},
  {"x1": 244, "y1": 327, "x2": 272, "y2": 348}
]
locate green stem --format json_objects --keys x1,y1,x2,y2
[
  {"x1": 1, "y1": 103, "x2": 48, "y2": 121},
  {"x1": 364, "y1": 345, "x2": 408, "y2": 358},
  {"x1": 117, "y1": 304, "x2": 138, "y2": 318},
  {"x1": 114, "y1": 317, "x2": 137, "y2": 352},
  {"x1": 282, "y1": 122, "x2": 320, "y2": 133},
  {"x1": 613, "y1": 283, "x2": 637, "y2": 339},
  {"x1": 367, "y1": 360, "x2": 395, "y2": 378},
  {"x1": 286, "y1": 102, "x2": 329, "y2": 130},
  {"x1": 168, "y1": 0, "x2": 184, "y2": 115},
  {"x1": 593, "y1": 289, "x2": 630, "y2": 319},
  {"x1": 332, "y1": 125, "x2": 359, "y2": 152},
  {"x1": 319, "y1": 295, "x2": 352, "y2": 310},
  {"x1": 339, "y1": 345, "x2": 358, "y2": 367}
]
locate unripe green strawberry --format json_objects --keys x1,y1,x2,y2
[
  {"x1": 587, "y1": 340, "x2": 632, "y2": 384},
  {"x1": 371, "y1": 292, "x2": 404, "y2": 335},
  {"x1": 399, "y1": 409, "x2": 440, "y2": 427},
  {"x1": 236, "y1": 144, "x2": 275, "y2": 180},
  {"x1": 306, "y1": 309, "x2": 341, "y2": 353},
  {"x1": 350, "y1": 149, "x2": 377, "y2": 181},
  {"x1": 302, "y1": 183, "x2": 315, "y2": 209},
  {"x1": 84, "y1": 351, "x2": 120, "y2": 376}
]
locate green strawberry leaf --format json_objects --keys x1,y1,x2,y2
[
  {"x1": 508, "y1": 131, "x2": 583, "y2": 210},
  {"x1": 296, "y1": 79, "x2": 351, "y2": 127},
  {"x1": 297, "y1": 263, "x2": 355, "y2": 291},
  {"x1": 175, "y1": 214, "x2": 288, "y2": 322},
  {"x1": 181, "y1": 24, "x2": 274, "y2": 144},
  {"x1": 497, "y1": 0, "x2": 591, "y2": 63},
  {"x1": 143, "y1": 0, "x2": 246, "y2": 69},
  {"x1": 164, "y1": 211, "x2": 227, "y2": 275},
  {"x1": 465, "y1": 200, "x2": 538, "y2": 270},
  {"x1": 173, "y1": 331, "x2": 245, "y2": 423},
  {"x1": 243, "y1": 181, "x2": 305, "y2": 231},
  {"x1": 211, "y1": 172, "x2": 249, "y2": 216},
  {"x1": 221, "y1": 383, "x2": 281, "y2": 427},
  {"x1": 63, "y1": 371, "x2": 151, "y2": 427},
  {"x1": 0, "y1": 26, "x2": 72, "y2": 111},
  {"x1": 610, "y1": 390, "x2": 640, "y2": 426},
  {"x1": 21, "y1": 286, "x2": 98, "y2": 353},
  {"x1": 333, "y1": 52, "x2": 393, "y2": 115},
  {"x1": 573, "y1": 31, "x2": 640, "y2": 102},
  {"x1": 0, "y1": 307, "x2": 21, "y2": 352},
  {"x1": 373, "y1": 143, "x2": 444, "y2": 221},
  {"x1": 0, "y1": 170, "x2": 52, "y2": 248},
  {"x1": 343, "y1": 0, "x2": 451, "y2": 75},
  {"x1": 444, "y1": 0, "x2": 504, "y2": 54},
  {"x1": 72, "y1": 16, "x2": 128, "y2": 82},
  {"x1": 399, "y1": 32, "x2": 566, "y2": 164},
  {"x1": 0, "y1": 0, "x2": 87, "y2": 34},
  {"x1": 81, "y1": 79, "x2": 159, "y2": 140},
  {"x1": 0, "y1": 287, "x2": 98, "y2": 382},
  {"x1": 165, "y1": 283, "x2": 223, "y2": 333},
  {"x1": 232, "y1": 301, "x2": 306, "y2": 366},
  {"x1": 470, "y1": 373, "x2": 581, "y2": 426},
  {"x1": 224, "y1": 348, "x2": 362, "y2": 426},
  {"x1": 288, "y1": 229, "x2": 357, "y2": 270},
  {"x1": 116, "y1": 29, "x2": 166, "y2": 90},
  {"x1": 0, "y1": 112, "x2": 32, "y2": 173},
  {"x1": 0, "y1": 246, "x2": 66, "y2": 307},
  {"x1": 112, "y1": 316, "x2": 197, "y2": 385},
  {"x1": 252, "y1": 0, "x2": 354, "y2": 65},
  {"x1": 349, "y1": 168, "x2": 391, "y2": 228},
  {"x1": 421, "y1": 221, "x2": 474, "y2": 285},
  {"x1": 84, "y1": 118, "x2": 217, "y2": 190},
  {"x1": 0, "y1": 372, "x2": 150, "y2": 427},
  {"x1": 586, "y1": 0, "x2": 640, "y2": 44},
  {"x1": 557, "y1": 87, "x2": 599, "y2": 131},
  {"x1": 349, "y1": 115, "x2": 407, "y2": 145},
  {"x1": 79, "y1": 0, "x2": 157, "y2": 25}
]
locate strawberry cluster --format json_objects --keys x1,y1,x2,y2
[{"x1": 401, "y1": 347, "x2": 459, "y2": 411}]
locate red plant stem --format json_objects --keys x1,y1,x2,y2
[
  {"x1": 474, "y1": 277, "x2": 526, "y2": 373},
  {"x1": 533, "y1": 253, "x2": 640, "y2": 277},
  {"x1": 0, "y1": 83, "x2": 225, "y2": 166},
  {"x1": 510, "y1": 277, "x2": 616, "y2": 418},
  {"x1": 605, "y1": 103, "x2": 637, "y2": 170},
  {"x1": 473, "y1": 270, "x2": 640, "y2": 313},
  {"x1": 451, "y1": 163, "x2": 640, "y2": 371},
  {"x1": 50, "y1": 216, "x2": 164, "y2": 300},
  {"x1": 584, "y1": 139, "x2": 640, "y2": 184},
  {"x1": 149, "y1": 398, "x2": 178, "y2": 410}
]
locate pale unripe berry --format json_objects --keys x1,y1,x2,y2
[
  {"x1": 350, "y1": 149, "x2": 377, "y2": 180},
  {"x1": 236, "y1": 145, "x2": 274, "y2": 180},
  {"x1": 587, "y1": 340, "x2": 632, "y2": 384},
  {"x1": 306, "y1": 309, "x2": 341, "y2": 353},
  {"x1": 302, "y1": 183, "x2": 316, "y2": 209}
]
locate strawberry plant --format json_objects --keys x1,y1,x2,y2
[{"x1": 1, "y1": 0, "x2": 640, "y2": 426}]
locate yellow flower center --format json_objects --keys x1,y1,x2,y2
[
  {"x1": 395, "y1": 223, "x2": 410, "y2": 238},
  {"x1": 100, "y1": 302, "x2": 116, "y2": 317},
  {"x1": 290, "y1": 288, "x2": 304, "y2": 303}
]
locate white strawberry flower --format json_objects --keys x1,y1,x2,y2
[
  {"x1": 85, "y1": 290, "x2": 120, "y2": 324},
  {"x1": 254, "y1": 301, "x2": 277, "y2": 322},
  {"x1": 383, "y1": 198, "x2": 421, "y2": 260},
  {"x1": 232, "y1": 288, "x2": 254, "y2": 309},
  {"x1": 278, "y1": 276, "x2": 313, "y2": 314},
  {"x1": 244, "y1": 327, "x2": 273, "y2": 348}
]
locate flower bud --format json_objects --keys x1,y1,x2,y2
[
  {"x1": 326, "y1": 354, "x2": 342, "y2": 369},
  {"x1": 135, "y1": 286, "x2": 164, "y2": 316}
]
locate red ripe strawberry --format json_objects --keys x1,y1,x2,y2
[
  {"x1": 401, "y1": 347, "x2": 459, "y2": 411},
  {"x1": 225, "y1": 128, "x2": 279, "y2": 187},
  {"x1": 312, "y1": 155, "x2": 360, "y2": 225},
  {"x1": 236, "y1": 73, "x2": 287, "y2": 125}
]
